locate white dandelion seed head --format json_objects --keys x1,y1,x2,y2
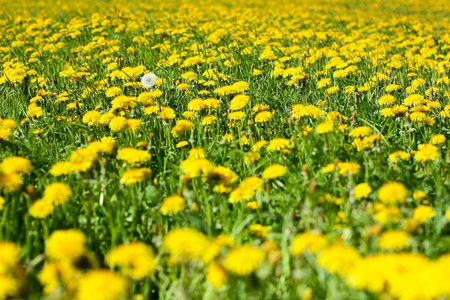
[{"x1": 141, "y1": 73, "x2": 157, "y2": 88}]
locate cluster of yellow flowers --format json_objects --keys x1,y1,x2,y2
[{"x1": 0, "y1": 0, "x2": 449, "y2": 298}]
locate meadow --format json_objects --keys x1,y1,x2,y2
[{"x1": 0, "y1": 0, "x2": 450, "y2": 299}]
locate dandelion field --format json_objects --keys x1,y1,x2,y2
[{"x1": 0, "y1": 0, "x2": 450, "y2": 299}]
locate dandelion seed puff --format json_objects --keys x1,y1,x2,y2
[{"x1": 141, "y1": 73, "x2": 157, "y2": 88}]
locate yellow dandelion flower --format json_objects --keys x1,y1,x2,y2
[
  {"x1": 46, "y1": 229, "x2": 86, "y2": 261},
  {"x1": 378, "y1": 94, "x2": 396, "y2": 106},
  {"x1": 162, "y1": 228, "x2": 210, "y2": 261},
  {"x1": 378, "y1": 230, "x2": 410, "y2": 251},
  {"x1": 206, "y1": 262, "x2": 227, "y2": 289},
  {"x1": 262, "y1": 164, "x2": 287, "y2": 179},
  {"x1": 230, "y1": 94, "x2": 250, "y2": 111},
  {"x1": 109, "y1": 116, "x2": 127, "y2": 132},
  {"x1": 43, "y1": 182, "x2": 72, "y2": 206},
  {"x1": 105, "y1": 242, "x2": 157, "y2": 280},
  {"x1": 0, "y1": 156, "x2": 33, "y2": 174},
  {"x1": 349, "y1": 126, "x2": 372, "y2": 138},
  {"x1": 254, "y1": 110, "x2": 273, "y2": 123},
  {"x1": 120, "y1": 168, "x2": 151, "y2": 185},
  {"x1": 82, "y1": 110, "x2": 101, "y2": 126},
  {"x1": 188, "y1": 98, "x2": 204, "y2": 111},
  {"x1": 430, "y1": 134, "x2": 446, "y2": 145},
  {"x1": 414, "y1": 144, "x2": 438, "y2": 162},
  {"x1": 316, "y1": 120, "x2": 334, "y2": 134},
  {"x1": 291, "y1": 232, "x2": 327, "y2": 255},
  {"x1": 378, "y1": 182, "x2": 408, "y2": 204},
  {"x1": 105, "y1": 86, "x2": 122, "y2": 98},
  {"x1": 249, "y1": 224, "x2": 270, "y2": 237},
  {"x1": 76, "y1": 270, "x2": 127, "y2": 300},
  {"x1": 117, "y1": 147, "x2": 151, "y2": 166},
  {"x1": 180, "y1": 158, "x2": 214, "y2": 178},
  {"x1": 317, "y1": 244, "x2": 360, "y2": 276},
  {"x1": 29, "y1": 199, "x2": 54, "y2": 218},
  {"x1": 412, "y1": 205, "x2": 435, "y2": 224},
  {"x1": 267, "y1": 138, "x2": 291, "y2": 151},
  {"x1": 354, "y1": 183, "x2": 372, "y2": 199},
  {"x1": 160, "y1": 195, "x2": 186, "y2": 216},
  {"x1": 223, "y1": 245, "x2": 263, "y2": 276},
  {"x1": 0, "y1": 173, "x2": 23, "y2": 193}
]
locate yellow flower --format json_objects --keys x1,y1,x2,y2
[
  {"x1": 231, "y1": 81, "x2": 249, "y2": 93},
  {"x1": 43, "y1": 182, "x2": 72, "y2": 206},
  {"x1": 249, "y1": 224, "x2": 270, "y2": 237},
  {"x1": 412, "y1": 205, "x2": 435, "y2": 224},
  {"x1": 291, "y1": 232, "x2": 327, "y2": 255},
  {"x1": 267, "y1": 138, "x2": 291, "y2": 151},
  {"x1": 430, "y1": 134, "x2": 446, "y2": 145},
  {"x1": 106, "y1": 242, "x2": 157, "y2": 280},
  {"x1": 125, "y1": 119, "x2": 141, "y2": 132},
  {"x1": 0, "y1": 128, "x2": 12, "y2": 141},
  {"x1": 354, "y1": 183, "x2": 372, "y2": 199},
  {"x1": 262, "y1": 164, "x2": 287, "y2": 179},
  {"x1": 120, "y1": 168, "x2": 151, "y2": 185},
  {"x1": 0, "y1": 156, "x2": 33, "y2": 174},
  {"x1": 210, "y1": 166, "x2": 239, "y2": 185},
  {"x1": 317, "y1": 244, "x2": 360, "y2": 276},
  {"x1": 246, "y1": 201, "x2": 261, "y2": 210},
  {"x1": 228, "y1": 186, "x2": 255, "y2": 204},
  {"x1": 105, "y1": 86, "x2": 122, "y2": 97},
  {"x1": 202, "y1": 115, "x2": 217, "y2": 125},
  {"x1": 388, "y1": 151, "x2": 410, "y2": 163},
  {"x1": 412, "y1": 190, "x2": 427, "y2": 201},
  {"x1": 160, "y1": 106, "x2": 176, "y2": 120},
  {"x1": 0, "y1": 275, "x2": 18, "y2": 299},
  {"x1": 222, "y1": 134, "x2": 234, "y2": 142},
  {"x1": 188, "y1": 147, "x2": 205, "y2": 159},
  {"x1": 0, "y1": 242, "x2": 20, "y2": 273},
  {"x1": 316, "y1": 120, "x2": 334, "y2": 134},
  {"x1": 180, "y1": 158, "x2": 214, "y2": 178},
  {"x1": 348, "y1": 126, "x2": 372, "y2": 138},
  {"x1": 377, "y1": 182, "x2": 408, "y2": 204},
  {"x1": 202, "y1": 98, "x2": 221, "y2": 110},
  {"x1": 160, "y1": 195, "x2": 186, "y2": 215},
  {"x1": 254, "y1": 111, "x2": 273, "y2": 123},
  {"x1": 378, "y1": 94, "x2": 396, "y2": 106},
  {"x1": 100, "y1": 112, "x2": 115, "y2": 124},
  {"x1": 414, "y1": 144, "x2": 438, "y2": 162},
  {"x1": 0, "y1": 173, "x2": 23, "y2": 193},
  {"x1": 29, "y1": 199, "x2": 54, "y2": 218},
  {"x1": 117, "y1": 147, "x2": 151, "y2": 166},
  {"x1": 336, "y1": 162, "x2": 360, "y2": 175},
  {"x1": 176, "y1": 141, "x2": 189, "y2": 148},
  {"x1": 46, "y1": 229, "x2": 86, "y2": 261},
  {"x1": 252, "y1": 140, "x2": 268, "y2": 150},
  {"x1": 49, "y1": 162, "x2": 72, "y2": 176},
  {"x1": 171, "y1": 119, "x2": 194, "y2": 137},
  {"x1": 0, "y1": 196, "x2": 4, "y2": 210},
  {"x1": 378, "y1": 230, "x2": 410, "y2": 251},
  {"x1": 403, "y1": 94, "x2": 424, "y2": 107},
  {"x1": 109, "y1": 116, "x2": 127, "y2": 132},
  {"x1": 317, "y1": 78, "x2": 331, "y2": 88},
  {"x1": 239, "y1": 177, "x2": 263, "y2": 191},
  {"x1": 82, "y1": 110, "x2": 101, "y2": 126},
  {"x1": 27, "y1": 105, "x2": 43, "y2": 118},
  {"x1": 188, "y1": 98, "x2": 204, "y2": 111},
  {"x1": 38, "y1": 260, "x2": 79, "y2": 295},
  {"x1": 162, "y1": 228, "x2": 210, "y2": 261},
  {"x1": 223, "y1": 245, "x2": 263, "y2": 275},
  {"x1": 76, "y1": 270, "x2": 127, "y2": 300},
  {"x1": 228, "y1": 111, "x2": 246, "y2": 121},
  {"x1": 206, "y1": 262, "x2": 227, "y2": 289}
]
